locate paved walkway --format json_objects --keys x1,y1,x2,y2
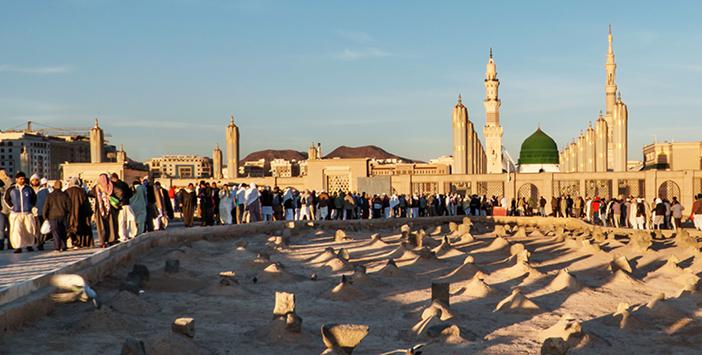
[
  {"x1": 0, "y1": 247, "x2": 99, "y2": 290},
  {"x1": 0, "y1": 222, "x2": 184, "y2": 293}
]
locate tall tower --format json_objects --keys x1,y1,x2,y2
[
  {"x1": 612, "y1": 92, "x2": 628, "y2": 171},
  {"x1": 604, "y1": 25, "x2": 618, "y2": 169},
  {"x1": 89, "y1": 118, "x2": 105, "y2": 163},
  {"x1": 212, "y1": 144, "x2": 223, "y2": 179},
  {"x1": 595, "y1": 113, "x2": 608, "y2": 172},
  {"x1": 20, "y1": 145, "x2": 31, "y2": 174},
  {"x1": 452, "y1": 94, "x2": 475, "y2": 174},
  {"x1": 116, "y1": 144, "x2": 127, "y2": 164},
  {"x1": 307, "y1": 143, "x2": 319, "y2": 160},
  {"x1": 585, "y1": 123, "x2": 596, "y2": 172},
  {"x1": 225, "y1": 115, "x2": 240, "y2": 178},
  {"x1": 483, "y1": 49, "x2": 503, "y2": 174}
]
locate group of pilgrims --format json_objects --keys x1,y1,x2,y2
[
  {"x1": 0, "y1": 171, "x2": 172, "y2": 253},
  {"x1": 3, "y1": 171, "x2": 702, "y2": 254}
]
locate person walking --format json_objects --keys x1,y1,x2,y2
[
  {"x1": 670, "y1": 197, "x2": 684, "y2": 231},
  {"x1": 111, "y1": 173, "x2": 136, "y2": 242},
  {"x1": 0, "y1": 179, "x2": 9, "y2": 250},
  {"x1": 130, "y1": 180, "x2": 148, "y2": 235},
  {"x1": 65, "y1": 177, "x2": 93, "y2": 248},
  {"x1": 4, "y1": 172, "x2": 37, "y2": 253},
  {"x1": 34, "y1": 177, "x2": 50, "y2": 250},
  {"x1": 177, "y1": 183, "x2": 197, "y2": 227},
  {"x1": 90, "y1": 173, "x2": 119, "y2": 248},
  {"x1": 43, "y1": 180, "x2": 71, "y2": 251},
  {"x1": 218, "y1": 184, "x2": 234, "y2": 224}
]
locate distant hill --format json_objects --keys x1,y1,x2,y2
[
  {"x1": 324, "y1": 145, "x2": 418, "y2": 162},
  {"x1": 241, "y1": 149, "x2": 308, "y2": 163}
]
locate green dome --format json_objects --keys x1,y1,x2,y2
[{"x1": 518, "y1": 128, "x2": 559, "y2": 165}]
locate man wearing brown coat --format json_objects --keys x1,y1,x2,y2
[{"x1": 43, "y1": 181, "x2": 71, "y2": 251}]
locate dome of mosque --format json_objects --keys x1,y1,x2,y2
[{"x1": 518, "y1": 128, "x2": 559, "y2": 165}]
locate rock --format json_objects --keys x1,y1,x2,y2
[
  {"x1": 630, "y1": 231, "x2": 652, "y2": 253},
  {"x1": 121, "y1": 337, "x2": 146, "y2": 355},
  {"x1": 337, "y1": 248, "x2": 350, "y2": 261},
  {"x1": 431, "y1": 282, "x2": 450, "y2": 307},
  {"x1": 609, "y1": 254, "x2": 633, "y2": 274},
  {"x1": 494, "y1": 289, "x2": 540, "y2": 313},
  {"x1": 335, "y1": 230, "x2": 347, "y2": 242},
  {"x1": 547, "y1": 268, "x2": 582, "y2": 291},
  {"x1": 400, "y1": 224, "x2": 411, "y2": 238},
  {"x1": 235, "y1": 240, "x2": 248, "y2": 250},
  {"x1": 540, "y1": 313, "x2": 583, "y2": 342},
  {"x1": 541, "y1": 337, "x2": 568, "y2": 355},
  {"x1": 120, "y1": 273, "x2": 143, "y2": 294},
  {"x1": 172, "y1": 317, "x2": 195, "y2": 338},
  {"x1": 513, "y1": 226, "x2": 527, "y2": 238},
  {"x1": 218, "y1": 271, "x2": 238, "y2": 286},
  {"x1": 271, "y1": 292, "x2": 302, "y2": 333},
  {"x1": 321, "y1": 323, "x2": 369, "y2": 355},
  {"x1": 674, "y1": 228, "x2": 699, "y2": 250},
  {"x1": 592, "y1": 229, "x2": 606, "y2": 243},
  {"x1": 165, "y1": 259, "x2": 180, "y2": 274},
  {"x1": 510, "y1": 243, "x2": 526, "y2": 256},
  {"x1": 426, "y1": 323, "x2": 461, "y2": 338},
  {"x1": 131, "y1": 264, "x2": 150, "y2": 282},
  {"x1": 273, "y1": 291, "x2": 296, "y2": 316}
]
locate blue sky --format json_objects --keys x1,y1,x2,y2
[{"x1": 1, "y1": 0, "x2": 701, "y2": 162}]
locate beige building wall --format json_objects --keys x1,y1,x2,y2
[
  {"x1": 61, "y1": 162, "x2": 147, "y2": 187},
  {"x1": 643, "y1": 141, "x2": 702, "y2": 171}
]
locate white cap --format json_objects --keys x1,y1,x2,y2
[{"x1": 40, "y1": 178, "x2": 48, "y2": 185}]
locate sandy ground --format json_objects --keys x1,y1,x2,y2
[{"x1": 2, "y1": 220, "x2": 702, "y2": 354}]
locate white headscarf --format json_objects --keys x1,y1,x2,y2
[
  {"x1": 245, "y1": 183, "x2": 260, "y2": 206},
  {"x1": 282, "y1": 188, "x2": 293, "y2": 203}
]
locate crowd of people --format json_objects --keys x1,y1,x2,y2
[
  {"x1": 0, "y1": 171, "x2": 172, "y2": 253},
  {"x1": 2, "y1": 171, "x2": 702, "y2": 254}
]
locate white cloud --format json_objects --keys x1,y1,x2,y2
[
  {"x1": 336, "y1": 47, "x2": 391, "y2": 61},
  {"x1": 0, "y1": 65, "x2": 71, "y2": 74}
]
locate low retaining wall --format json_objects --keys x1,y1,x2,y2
[{"x1": 1, "y1": 215, "x2": 697, "y2": 334}]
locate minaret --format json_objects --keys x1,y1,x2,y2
[
  {"x1": 116, "y1": 144, "x2": 127, "y2": 164},
  {"x1": 483, "y1": 49, "x2": 503, "y2": 174},
  {"x1": 20, "y1": 145, "x2": 31, "y2": 174},
  {"x1": 585, "y1": 123, "x2": 596, "y2": 172},
  {"x1": 308, "y1": 142, "x2": 319, "y2": 160},
  {"x1": 605, "y1": 25, "x2": 617, "y2": 118},
  {"x1": 452, "y1": 94, "x2": 475, "y2": 174},
  {"x1": 225, "y1": 115, "x2": 240, "y2": 178},
  {"x1": 577, "y1": 133, "x2": 586, "y2": 172},
  {"x1": 595, "y1": 112, "x2": 608, "y2": 172},
  {"x1": 89, "y1": 118, "x2": 104, "y2": 163},
  {"x1": 612, "y1": 92, "x2": 628, "y2": 171},
  {"x1": 212, "y1": 144, "x2": 223, "y2": 179},
  {"x1": 605, "y1": 25, "x2": 618, "y2": 169}
]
